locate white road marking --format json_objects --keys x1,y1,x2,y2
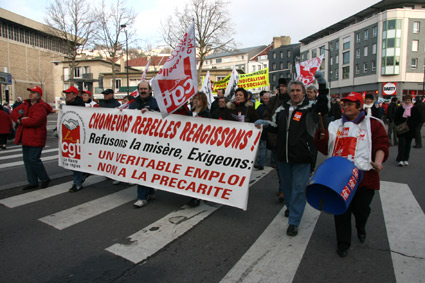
[
  {"x1": 0, "y1": 175, "x2": 106, "y2": 208},
  {"x1": 105, "y1": 166, "x2": 274, "y2": 264},
  {"x1": 380, "y1": 181, "x2": 425, "y2": 283},
  {"x1": 220, "y1": 205, "x2": 320, "y2": 283},
  {"x1": 0, "y1": 155, "x2": 58, "y2": 169},
  {"x1": 39, "y1": 186, "x2": 136, "y2": 230},
  {"x1": 0, "y1": 148, "x2": 58, "y2": 160},
  {"x1": 106, "y1": 202, "x2": 220, "y2": 264}
]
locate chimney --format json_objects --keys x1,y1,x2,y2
[{"x1": 273, "y1": 36, "x2": 291, "y2": 49}]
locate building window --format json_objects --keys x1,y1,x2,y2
[
  {"x1": 343, "y1": 51, "x2": 350, "y2": 64},
  {"x1": 412, "y1": 40, "x2": 419, "y2": 52},
  {"x1": 273, "y1": 53, "x2": 276, "y2": 59},
  {"x1": 372, "y1": 43, "x2": 377, "y2": 54},
  {"x1": 252, "y1": 65, "x2": 256, "y2": 72},
  {"x1": 356, "y1": 33, "x2": 360, "y2": 43},
  {"x1": 320, "y1": 45, "x2": 325, "y2": 56},
  {"x1": 241, "y1": 56, "x2": 244, "y2": 59},
  {"x1": 335, "y1": 55, "x2": 339, "y2": 64},
  {"x1": 74, "y1": 67, "x2": 81, "y2": 78},
  {"x1": 312, "y1": 49, "x2": 317, "y2": 58},
  {"x1": 356, "y1": 48, "x2": 360, "y2": 59},
  {"x1": 280, "y1": 51, "x2": 283, "y2": 58},
  {"x1": 413, "y1": 21, "x2": 420, "y2": 33},
  {"x1": 272, "y1": 63, "x2": 276, "y2": 70},
  {"x1": 115, "y1": 79, "x2": 122, "y2": 89},
  {"x1": 216, "y1": 58, "x2": 222, "y2": 63},
  {"x1": 342, "y1": 66, "x2": 350, "y2": 79},
  {"x1": 280, "y1": 62, "x2": 284, "y2": 69},
  {"x1": 373, "y1": 26, "x2": 378, "y2": 37},
  {"x1": 355, "y1": 64, "x2": 359, "y2": 74},
  {"x1": 371, "y1": 61, "x2": 376, "y2": 71},
  {"x1": 335, "y1": 40, "x2": 339, "y2": 50},
  {"x1": 363, "y1": 63, "x2": 368, "y2": 73},
  {"x1": 364, "y1": 30, "x2": 369, "y2": 40},
  {"x1": 364, "y1": 46, "x2": 368, "y2": 57},
  {"x1": 287, "y1": 50, "x2": 291, "y2": 57},
  {"x1": 272, "y1": 74, "x2": 277, "y2": 82},
  {"x1": 330, "y1": 57, "x2": 333, "y2": 65},
  {"x1": 335, "y1": 70, "x2": 339, "y2": 79},
  {"x1": 343, "y1": 36, "x2": 350, "y2": 50},
  {"x1": 411, "y1": 58, "x2": 418, "y2": 69}
]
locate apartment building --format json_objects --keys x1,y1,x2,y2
[{"x1": 299, "y1": 0, "x2": 425, "y2": 99}]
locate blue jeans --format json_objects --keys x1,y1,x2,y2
[
  {"x1": 22, "y1": 146, "x2": 49, "y2": 186},
  {"x1": 277, "y1": 161, "x2": 310, "y2": 227},
  {"x1": 72, "y1": 171, "x2": 83, "y2": 185},
  {"x1": 256, "y1": 140, "x2": 268, "y2": 167},
  {"x1": 137, "y1": 185, "x2": 155, "y2": 201}
]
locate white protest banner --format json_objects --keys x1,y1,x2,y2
[
  {"x1": 200, "y1": 71, "x2": 214, "y2": 109},
  {"x1": 225, "y1": 65, "x2": 240, "y2": 99},
  {"x1": 58, "y1": 106, "x2": 262, "y2": 210},
  {"x1": 141, "y1": 58, "x2": 151, "y2": 82},
  {"x1": 296, "y1": 55, "x2": 324, "y2": 86},
  {"x1": 151, "y1": 22, "x2": 197, "y2": 118}
]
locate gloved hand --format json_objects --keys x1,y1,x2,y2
[{"x1": 254, "y1": 119, "x2": 271, "y2": 128}]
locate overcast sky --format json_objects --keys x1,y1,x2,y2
[{"x1": 1, "y1": 0, "x2": 381, "y2": 49}]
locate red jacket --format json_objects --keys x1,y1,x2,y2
[
  {"x1": 314, "y1": 117, "x2": 389, "y2": 190},
  {"x1": 0, "y1": 110, "x2": 13, "y2": 134},
  {"x1": 11, "y1": 99, "x2": 53, "y2": 147}
]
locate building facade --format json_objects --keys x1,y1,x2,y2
[
  {"x1": 299, "y1": 0, "x2": 425, "y2": 99},
  {"x1": 0, "y1": 8, "x2": 68, "y2": 106}
]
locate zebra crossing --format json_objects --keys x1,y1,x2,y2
[{"x1": 0, "y1": 144, "x2": 424, "y2": 282}]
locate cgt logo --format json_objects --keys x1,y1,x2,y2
[{"x1": 61, "y1": 118, "x2": 81, "y2": 159}]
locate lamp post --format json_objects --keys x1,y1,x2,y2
[{"x1": 120, "y1": 24, "x2": 129, "y2": 95}]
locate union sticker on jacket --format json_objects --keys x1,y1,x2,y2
[{"x1": 293, "y1": 111, "x2": 302, "y2": 121}]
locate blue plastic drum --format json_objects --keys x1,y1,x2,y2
[{"x1": 306, "y1": 156, "x2": 364, "y2": 215}]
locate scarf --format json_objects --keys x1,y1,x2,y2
[
  {"x1": 343, "y1": 111, "x2": 365, "y2": 125},
  {"x1": 402, "y1": 103, "x2": 413, "y2": 118},
  {"x1": 363, "y1": 103, "x2": 373, "y2": 117}
]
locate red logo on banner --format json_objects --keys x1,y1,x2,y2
[
  {"x1": 61, "y1": 119, "x2": 81, "y2": 159},
  {"x1": 156, "y1": 57, "x2": 196, "y2": 114}
]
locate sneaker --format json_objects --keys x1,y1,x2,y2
[
  {"x1": 286, "y1": 225, "x2": 298, "y2": 236},
  {"x1": 404, "y1": 161, "x2": 409, "y2": 166},
  {"x1": 112, "y1": 180, "x2": 121, "y2": 185},
  {"x1": 69, "y1": 184, "x2": 83, "y2": 192},
  {"x1": 398, "y1": 161, "x2": 404, "y2": 167},
  {"x1": 133, "y1": 199, "x2": 148, "y2": 208}
]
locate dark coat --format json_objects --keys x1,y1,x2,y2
[
  {"x1": 98, "y1": 98, "x2": 120, "y2": 108},
  {"x1": 0, "y1": 109, "x2": 13, "y2": 134},
  {"x1": 129, "y1": 94, "x2": 159, "y2": 111},
  {"x1": 224, "y1": 100, "x2": 259, "y2": 123},
  {"x1": 394, "y1": 105, "x2": 421, "y2": 138}
]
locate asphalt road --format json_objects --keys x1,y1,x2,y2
[{"x1": 0, "y1": 113, "x2": 424, "y2": 283}]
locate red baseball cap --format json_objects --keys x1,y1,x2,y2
[
  {"x1": 83, "y1": 90, "x2": 92, "y2": 97},
  {"x1": 63, "y1": 86, "x2": 79, "y2": 95},
  {"x1": 342, "y1": 92, "x2": 364, "y2": 106},
  {"x1": 27, "y1": 86, "x2": 43, "y2": 96}
]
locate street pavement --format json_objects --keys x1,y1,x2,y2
[{"x1": 0, "y1": 113, "x2": 424, "y2": 283}]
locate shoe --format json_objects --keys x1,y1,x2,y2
[
  {"x1": 133, "y1": 199, "x2": 148, "y2": 208},
  {"x1": 357, "y1": 231, "x2": 366, "y2": 243},
  {"x1": 278, "y1": 193, "x2": 285, "y2": 203},
  {"x1": 398, "y1": 161, "x2": 404, "y2": 167},
  {"x1": 187, "y1": 198, "x2": 201, "y2": 207},
  {"x1": 148, "y1": 194, "x2": 156, "y2": 201},
  {"x1": 413, "y1": 145, "x2": 422, "y2": 148},
  {"x1": 23, "y1": 184, "x2": 38, "y2": 190},
  {"x1": 337, "y1": 247, "x2": 348, "y2": 257},
  {"x1": 404, "y1": 161, "x2": 409, "y2": 166},
  {"x1": 40, "y1": 179, "x2": 50, "y2": 189},
  {"x1": 284, "y1": 209, "x2": 289, "y2": 217},
  {"x1": 112, "y1": 180, "x2": 121, "y2": 185},
  {"x1": 286, "y1": 225, "x2": 298, "y2": 236},
  {"x1": 69, "y1": 184, "x2": 83, "y2": 192},
  {"x1": 82, "y1": 173, "x2": 90, "y2": 184}
]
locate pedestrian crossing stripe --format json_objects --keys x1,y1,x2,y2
[
  {"x1": 0, "y1": 155, "x2": 58, "y2": 169},
  {"x1": 0, "y1": 148, "x2": 57, "y2": 160}
]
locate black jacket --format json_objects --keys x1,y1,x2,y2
[
  {"x1": 98, "y1": 98, "x2": 120, "y2": 108},
  {"x1": 129, "y1": 94, "x2": 159, "y2": 111},
  {"x1": 66, "y1": 96, "x2": 85, "y2": 107},
  {"x1": 394, "y1": 105, "x2": 421, "y2": 138}
]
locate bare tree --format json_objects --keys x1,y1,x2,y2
[
  {"x1": 45, "y1": 0, "x2": 96, "y2": 81},
  {"x1": 95, "y1": 0, "x2": 136, "y2": 92},
  {"x1": 161, "y1": 0, "x2": 236, "y2": 83}
]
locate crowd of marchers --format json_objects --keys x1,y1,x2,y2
[{"x1": 2, "y1": 74, "x2": 425, "y2": 258}]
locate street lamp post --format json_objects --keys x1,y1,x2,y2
[{"x1": 120, "y1": 24, "x2": 129, "y2": 95}]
